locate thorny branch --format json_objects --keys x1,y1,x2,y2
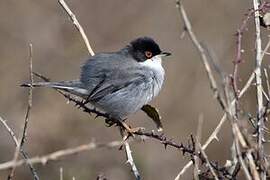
[
  {"x1": 175, "y1": 0, "x2": 270, "y2": 179},
  {"x1": 120, "y1": 129, "x2": 141, "y2": 180},
  {"x1": 193, "y1": 115, "x2": 203, "y2": 180},
  {"x1": 231, "y1": 1, "x2": 270, "y2": 179},
  {"x1": 2, "y1": 0, "x2": 269, "y2": 179},
  {"x1": 198, "y1": 143, "x2": 219, "y2": 180},
  {"x1": 232, "y1": 6, "x2": 255, "y2": 114},
  {"x1": 29, "y1": 72, "x2": 232, "y2": 178},
  {"x1": 232, "y1": 1, "x2": 270, "y2": 116},
  {"x1": 58, "y1": 0, "x2": 141, "y2": 178},
  {"x1": 0, "y1": 92, "x2": 232, "y2": 178},
  {"x1": 174, "y1": 0, "x2": 229, "y2": 179}
]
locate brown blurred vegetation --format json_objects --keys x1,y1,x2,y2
[{"x1": 0, "y1": 0, "x2": 268, "y2": 179}]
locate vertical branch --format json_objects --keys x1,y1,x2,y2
[
  {"x1": 58, "y1": 0, "x2": 95, "y2": 56},
  {"x1": 253, "y1": 0, "x2": 265, "y2": 179},
  {"x1": 8, "y1": 44, "x2": 38, "y2": 180},
  {"x1": 231, "y1": 124, "x2": 253, "y2": 180},
  {"x1": 174, "y1": 1, "x2": 227, "y2": 179},
  {"x1": 21, "y1": 43, "x2": 34, "y2": 147},
  {"x1": 175, "y1": 0, "x2": 226, "y2": 111},
  {"x1": 232, "y1": 8, "x2": 254, "y2": 114},
  {"x1": 193, "y1": 115, "x2": 203, "y2": 180},
  {"x1": 59, "y1": 167, "x2": 63, "y2": 180},
  {"x1": 119, "y1": 128, "x2": 141, "y2": 180}
]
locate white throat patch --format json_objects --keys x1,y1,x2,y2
[{"x1": 139, "y1": 55, "x2": 164, "y2": 73}]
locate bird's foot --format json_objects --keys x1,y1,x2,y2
[
  {"x1": 105, "y1": 118, "x2": 144, "y2": 139},
  {"x1": 126, "y1": 126, "x2": 145, "y2": 134},
  {"x1": 120, "y1": 121, "x2": 145, "y2": 138}
]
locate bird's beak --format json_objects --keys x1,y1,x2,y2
[{"x1": 160, "y1": 52, "x2": 171, "y2": 57}]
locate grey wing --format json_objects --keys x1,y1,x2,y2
[
  {"x1": 80, "y1": 52, "x2": 145, "y2": 102},
  {"x1": 80, "y1": 53, "x2": 156, "y2": 118},
  {"x1": 80, "y1": 53, "x2": 132, "y2": 93},
  {"x1": 94, "y1": 73, "x2": 155, "y2": 119},
  {"x1": 89, "y1": 72, "x2": 152, "y2": 102}
]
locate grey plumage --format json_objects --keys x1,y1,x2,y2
[
  {"x1": 22, "y1": 37, "x2": 169, "y2": 120},
  {"x1": 26, "y1": 80, "x2": 88, "y2": 97},
  {"x1": 81, "y1": 50, "x2": 163, "y2": 119}
]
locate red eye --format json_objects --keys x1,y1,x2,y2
[{"x1": 145, "y1": 51, "x2": 153, "y2": 58}]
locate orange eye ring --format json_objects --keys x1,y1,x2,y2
[{"x1": 145, "y1": 51, "x2": 153, "y2": 58}]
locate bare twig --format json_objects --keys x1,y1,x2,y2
[
  {"x1": 1, "y1": 89, "x2": 231, "y2": 178},
  {"x1": 0, "y1": 140, "x2": 123, "y2": 170},
  {"x1": 35, "y1": 73, "x2": 232, "y2": 176},
  {"x1": 175, "y1": 69, "x2": 255, "y2": 180},
  {"x1": 0, "y1": 116, "x2": 19, "y2": 146},
  {"x1": 59, "y1": 167, "x2": 63, "y2": 180},
  {"x1": 230, "y1": 123, "x2": 252, "y2": 180},
  {"x1": 198, "y1": 143, "x2": 219, "y2": 180},
  {"x1": 7, "y1": 44, "x2": 38, "y2": 180},
  {"x1": 134, "y1": 132, "x2": 231, "y2": 178},
  {"x1": 246, "y1": 151, "x2": 260, "y2": 180},
  {"x1": 232, "y1": 8, "x2": 255, "y2": 114},
  {"x1": 175, "y1": 0, "x2": 226, "y2": 111},
  {"x1": 120, "y1": 129, "x2": 141, "y2": 180},
  {"x1": 193, "y1": 115, "x2": 203, "y2": 180},
  {"x1": 58, "y1": 0, "x2": 95, "y2": 56},
  {"x1": 0, "y1": 116, "x2": 39, "y2": 180},
  {"x1": 173, "y1": 1, "x2": 260, "y2": 179},
  {"x1": 26, "y1": 75, "x2": 229, "y2": 176},
  {"x1": 0, "y1": 127, "x2": 231, "y2": 177},
  {"x1": 253, "y1": 0, "x2": 266, "y2": 179}
]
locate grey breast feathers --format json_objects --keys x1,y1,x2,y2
[
  {"x1": 79, "y1": 52, "x2": 159, "y2": 118},
  {"x1": 81, "y1": 53, "x2": 156, "y2": 102}
]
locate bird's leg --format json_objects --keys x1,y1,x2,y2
[
  {"x1": 105, "y1": 117, "x2": 144, "y2": 137},
  {"x1": 119, "y1": 121, "x2": 145, "y2": 135}
]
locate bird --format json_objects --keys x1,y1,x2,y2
[{"x1": 22, "y1": 37, "x2": 171, "y2": 132}]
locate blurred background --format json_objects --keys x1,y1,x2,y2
[{"x1": 0, "y1": 0, "x2": 269, "y2": 179}]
